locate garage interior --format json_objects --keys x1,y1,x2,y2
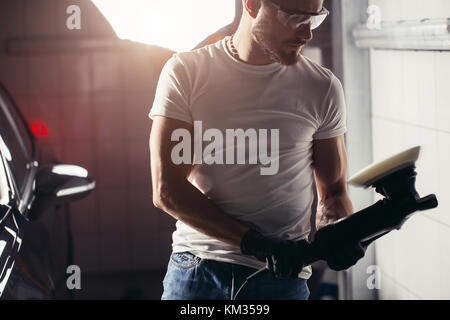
[{"x1": 0, "y1": 0, "x2": 449, "y2": 300}]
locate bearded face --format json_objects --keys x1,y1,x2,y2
[{"x1": 250, "y1": 0, "x2": 323, "y2": 66}]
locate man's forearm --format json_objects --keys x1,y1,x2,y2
[
  {"x1": 154, "y1": 179, "x2": 250, "y2": 248},
  {"x1": 321, "y1": 191, "x2": 354, "y2": 219},
  {"x1": 316, "y1": 191, "x2": 354, "y2": 229}
]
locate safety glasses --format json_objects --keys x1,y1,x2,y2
[{"x1": 264, "y1": 0, "x2": 329, "y2": 30}]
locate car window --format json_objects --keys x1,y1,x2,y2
[
  {"x1": 0, "y1": 97, "x2": 30, "y2": 194},
  {"x1": 0, "y1": 151, "x2": 10, "y2": 205},
  {"x1": 0, "y1": 90, "x2": 33, "y2": 158}
]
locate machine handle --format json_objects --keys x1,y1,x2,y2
[
  {"x1": 303, "y1": 194, "x2": 438, "y2": 266},
  {"x1": 416, "y1": 194, "x2": 438, "y2": 211}
]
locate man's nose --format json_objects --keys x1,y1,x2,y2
[{"x1": 296, "y1": 23, "x2": 313, "y2": 41}]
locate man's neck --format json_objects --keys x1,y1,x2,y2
[{"x1": 230, "y1": 29, "x2": 274, "y2": 66}]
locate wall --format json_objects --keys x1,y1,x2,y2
[{"x1": 367, "y1": 0, "x2": 450, "y2": 299}]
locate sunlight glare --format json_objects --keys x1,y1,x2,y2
[{"x1": 91, "y1": 0, "x2": 235, "y2": 52}]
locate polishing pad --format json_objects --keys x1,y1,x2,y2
[{"x1": 348, "y1": 146, "x2": 421, "y2": 188}]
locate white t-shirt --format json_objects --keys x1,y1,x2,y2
[{"x1": 149, "y1": 37, "x2": 347, "y2": 279}]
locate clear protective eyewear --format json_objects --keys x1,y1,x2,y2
[{"x1": 265, "y1": 0, "x2": 329, "y2": 30}]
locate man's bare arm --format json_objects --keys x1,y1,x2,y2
[
  {"x1": 312, "y1": 134, "x2": 354, "y2": 229},
  {"x1": 150, "y1": 115, "x2": 250, "y2": 248}
]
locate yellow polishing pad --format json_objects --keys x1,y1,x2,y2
[{"x1": 348, "y1": 146, "x2": 421, "y2": 188}]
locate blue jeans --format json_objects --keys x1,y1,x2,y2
[{"x1": 161, "y1": 252, "x2": 310, "y2": 300}]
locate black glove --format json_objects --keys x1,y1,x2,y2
[
  {"x1": 240, "y1": 229, "x2": 308, "y2": 279},
  {"x1": 326, "y1": 241, "x2": 366, "y2": 271}
]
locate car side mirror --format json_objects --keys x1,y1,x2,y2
[{"x1": 34, "y1": 164, "x2": 95, "y2": 204}]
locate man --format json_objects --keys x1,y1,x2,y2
[{"x1": 149, "y1": 0, "x2": 365, "y2": 300}]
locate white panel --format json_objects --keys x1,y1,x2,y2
[
  {"x1": 395, "y1": 284, "x2": 419, "y2": 300},
  {"x1": 394, "y1": 214, "x2": 440, "y2": 299},
  {"x1": 400, "y1": 0, "x2": 421, "y2": 21},
  {"x1": 435, "y1": 132, "x2": 450, "y2": 226},
  {"x1": 443, "y1": 0, "x2": 450, "y2": 19},
  {"x1": 370, "y1": 50, "x2": 388, "y2": 118},
  {"x1": 402, "y1": 51, "x2": 421, "y2": 126},
  {"x1": 371, "y1": 118, "x2": 384, "y2": 162},
  {"x1": 374, "y1": 231, "x2": 397, "y2": 283},
  {"x1": 417, "y1": 51, "x2": 437, "y2": 129},
  {"x1": 392, "y1": 217, "x2": 418, "y2": 294},
  {"x1": 371, "y1": 0, "x2": 402, "y2": 22},
  {"x1": 372, "y1": 123, "x2": 441, "y2": 299},
  {"x1": 372, "y1": 117, "x2": 404, "y2": 161},
  {"x1": 417, "y1": 216, "x2": 441, "y2": 300},
  {"x1": 371, "y1": 50, "x2": 404, "y2": 121},
  {"x1": 439, "y1": 223, "x2": 450, "y2": 299},
  {"x1": 436, "y1": 51, "x2": 450, "y2": 133},
  {"x1": 378, "y1": 272, "x2": 398, "y2": 300},
  {"x1": 387, "y1": 51, "x2": 405, "y2": 121},
  {"x1": 417, "y1": 0, "x2": 450, "y2": 19},
  {"x1": 378, "y1": 271, "x2": 419, "y2": 300},
  {"x1": 391, "y1": 121, "x2": 405, "y2": 158},
  {"x1": 369, "y1": 0, "x2": 449, "y2": 303}
]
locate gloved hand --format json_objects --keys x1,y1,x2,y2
[
  {"x1": 326, "y1": 241, "x2": 367, "y2": 271},
  {"x1": 240, "y1": 229, "x2": 308, "y2": 279}
]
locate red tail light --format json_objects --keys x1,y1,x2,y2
[{"x1": 29, "y1": 120, "x2": 49, "y2": 138}]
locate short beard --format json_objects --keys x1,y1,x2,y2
[{"x1": 252, "y1": 21, "x2": 301, "y2": 66}]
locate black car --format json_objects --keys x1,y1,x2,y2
[{"x1": 0, "y1": 82, "x2": 95, "y2": 298}]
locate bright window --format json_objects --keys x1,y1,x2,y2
[{"x1": 92, "y1": 0, "x2": 235, "y2": 52}]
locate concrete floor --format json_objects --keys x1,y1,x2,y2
[
  {"x1": 72, "y1": 270, "x2": 166, "y2": 300},
  {"x1": 69, "y1": 264, "x2": 330, "y2": 300}
]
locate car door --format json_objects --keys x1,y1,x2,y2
[
  {"x1": 0, "y1": 85, "x2": 34, "y2": 297},
  {"x1": 0, "y1": 136, "x2": 26, "y2": 297}
]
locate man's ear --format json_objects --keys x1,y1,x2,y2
[{"x1": 243, "y1": 0, "x2": 261, "y2": 18}]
